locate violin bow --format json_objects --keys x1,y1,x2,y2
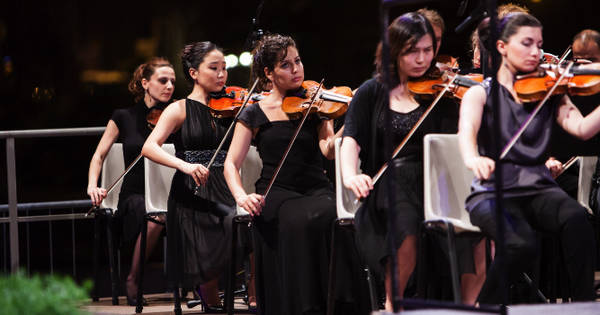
[
  {"x1": 262, "y1": 79, "x2": 324, "y2": 200},
  {"x1": 205, "y1": 79, "x2": 260, "y2": 170},
  {"x1": 558, "y1": 45, "x2": 572, "y2": 64},
  {"x1": 562, "y1": 156, "x2": 580, "y2": 171},
  {"x1": 85, "y1": 154, "x2": 143, "y2": 217},
  {"x1": 356, "y1": 73, "x2": 459, "y2": 203},
  {"x1": 500, "y1": 60, "x2": 575, "y2": 159}
]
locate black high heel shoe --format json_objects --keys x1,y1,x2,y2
[
  {"x1": 123, "y1": 283, "x2": 148, "y2": 306},
  {"x1": 187, "y1": 285, "x2": 226, "y2": 313}
]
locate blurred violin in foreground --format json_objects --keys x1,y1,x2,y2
[{"x1": 283, "y1": 80, "x2": 353, "y2": 119}]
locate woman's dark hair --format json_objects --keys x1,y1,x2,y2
[
  {"x1": 477, "y1": 13, "x2": 542, "y2": 53},
  {"x1": 128, "y1": 57, "x2": 173, "y2": 102},
  {"x1": 181, "y1": 41, "x2": 223, "y2": 86},
  {"x1": 251, "y1": 34, "x2": 298, "y2": 89},
  {"x1": 374, "y1": 12, "x2": 437, "y2": 86}
]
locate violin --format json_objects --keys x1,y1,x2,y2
[
  {"x1": 207, "y1": 86, "x2": 268, "y2": 118},
  {"x1": 408, "y1": 71, "x2": 483, "y2": 100},
  {"x1": 147, "y1": 107, "x2": 164, "y2": 129},
  {"x1": 435, "y1": 54, "x2": 459, "y2": 71},
  {"x1": 514, "y1": 65, "x2": 600, "y2": 102},
  {"x1": 282, "y1": 80, "x2": 352, "y2": 119}
]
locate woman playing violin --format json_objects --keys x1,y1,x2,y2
[
  {"x1": 223, "y1": 34, "x2": 367, "y2": 315},
  {"x1": 142, "y1": 42, "x2": 237, "y2": 312},
  {"x1": 459, "y1": 13, "x2": 598, "y2": 304},
  {"x1": 87, "y1": 57, "x2": 175, "y2": 306},
  {"x1": 340, "y1": 12, "x2": 473, "y2": 310}
]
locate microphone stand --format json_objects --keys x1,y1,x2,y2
[
  {"x1": 378, "y1": 1, "x2": 505, "y2": 314},
  {"x1": 455, "y1": 0, "x2": 490, "y2": 34}
]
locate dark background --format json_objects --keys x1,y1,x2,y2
[
  {"x1": 0, "y1": 0, "x2": 599, "y2": 291},
  {"x1": 1, "y1": 0, "x2": 600, "y2": 204}
]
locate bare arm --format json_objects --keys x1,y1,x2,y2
[
  {"x1": 87, "y1": 120, "x2": 120, "y2": 206},
  {"x1": 141, "y1": 100, "x2": 209, "y2": 186},
  {"x1": 223, "y1": 122, "x2": 264, "y2": 216},
  {"x1": 318, "y1": 119, "x2": 341, "y2": 160},
  {"x1": 340, "y1": 136, "x2": 373, "y2": 199},
  {"x1": 556, "y1": 94, "x2": 600, "y2": 141},
  {"x1": 458, "y1": 85, "x2": 495, "y2": 180}
]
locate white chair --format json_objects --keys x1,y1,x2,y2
[
  {"x1": 420, "y1": 134, "x2": 483, "y2": 303},
  {"x1": 225, "y1": 146, "x2": 262, "y2": 315},
  {"x1": 335, "y1": 137, "x2": 362, "y2": 225},
  {"x1": 578, "y1": 156, "x2": 597, "y2": 214},
  {"x1": 577, "y1": 156, "x2": 600, "y2": 294},
  {"x1": 93, "y1": 143, "x2": 124, "y2": 305},
  {"x1": 143, "y1": 144, "x2": 176, "y2": 216},
  {"x1": 326, "y1": 137, "x2": 379, "y2": 315},
  {"x1": 136, "y1": 143, "x2": 176, "y2": 314}
]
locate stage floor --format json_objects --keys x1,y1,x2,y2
[
  {"x1": 82, "y1": 275, "x2": 600, "y2": 315},
  {"x1": 395, "y1": 301, "x2": 600, "y2": 315},
  {"x1": 83, "y1": 294, "x2": 600, "y2": 315},
  {"x1": 81, "y1": 291, "x2": 252, "y2": 315}
]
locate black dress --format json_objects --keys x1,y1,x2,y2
[
  {"x1": 111, "y1": 101, "x2": 163, "y2": 247},
  {"x1": 342, "y1": 78, "x2": 468, "y2": 282},
  {"x1": 238, "y1": 103, "x2": 367, "y2": 315},
  {"x1": 166, "y1": 99, "x2": 236, "y2": 289}
]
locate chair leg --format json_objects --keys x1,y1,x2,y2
[
  {"x1": 226, "y1": 218, "x2": 240, "y2": 315},
  {"x1": 529, "y1": 237, "x2": 542, "y2": 303},
  {"x1": 173, "y1": 289, "x2": 182, "y2": 315},
  {"x1": 366, "y1": 267, "x2": 379, "y2": 311},
  {"x1": 417, "y1": 222, "x2": 428, "y2": 299},
  {"x1": 557, "y1": 240, "x2": 570, "y2": 302},
  {"x1": 444, "y1": 222, "x2": 462, "y2": 304},
  {"x1": 326, "y1": 219, "x2": 341, "y2": 315},
  {"x1": 549, "y1": 237, "x2": 558, "y2": 303},
  {"x1": 136, "y1": 215, "x2": 148, "y2": 313},
  {"x1": 92, "y1": 210, "x2": 101, "y2": 302},
  {"x1": 105, "y1": 210, "x2": 120, "y2": 305}
]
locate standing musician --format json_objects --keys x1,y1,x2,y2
[
  {"x1": 223, "y1": 34, "x2": 367, "y2": 315},
  {"x1": 551, "y1": 29, "x2": 600, "y2": 199},
  {"x1": 87, "y1": 57, "x2": 175, "y2": 306},
  {"x1": 142, "y1": 42, "x2": 237, "y2": 312},
  {"x1": 458, "y1": 13, "x2": 598, "y2": 305},
  {"x1": 340, "y1": 12, "x2": 466, "y2": 310},
  {"x1": 572, "y1": 29, "x2": 600, "y2": 271},
  {"x1": 573, "y1": 29, "x2": 600, "y2": 63}
]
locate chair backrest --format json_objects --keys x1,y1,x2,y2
[
  {"x1": 144, "y1": 144, "x2": 176, "y2": 214},
  {"x1": 100, "y1": 143, "x2": 124, "y2": 210},
  {"x1": 578, "y1": 156, "x2": 597, "y2": 214},
  {"x1": 423, "y1": 134, "x2": 480, "y2": 233},
  {"x1": 237, "y1": 146, "x2": 263, "y2": 216},
  {"x1": 334, "y1": 137, "x2": 362, "y2": 219}
]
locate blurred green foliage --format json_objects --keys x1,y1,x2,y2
[{"x1": 0, "y1": 270, "x2": 92, "y2": 315}]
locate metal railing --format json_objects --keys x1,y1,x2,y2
[{"x1": 1, "y1": 127, "x2": 105, "y2": 274}]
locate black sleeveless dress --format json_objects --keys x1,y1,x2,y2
[
  {"x1": 111, "y1": 101, "x2": 164, "y2": 248},
  {"x1": 165, "y1": 98, "x2": 236, "y2": 289},
  {"x1": 238, "y1": 103, "x2": 368, "y2": 315},
  {"x1": 465, "y1": 84, "x2": 564, "y2": 211}
]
